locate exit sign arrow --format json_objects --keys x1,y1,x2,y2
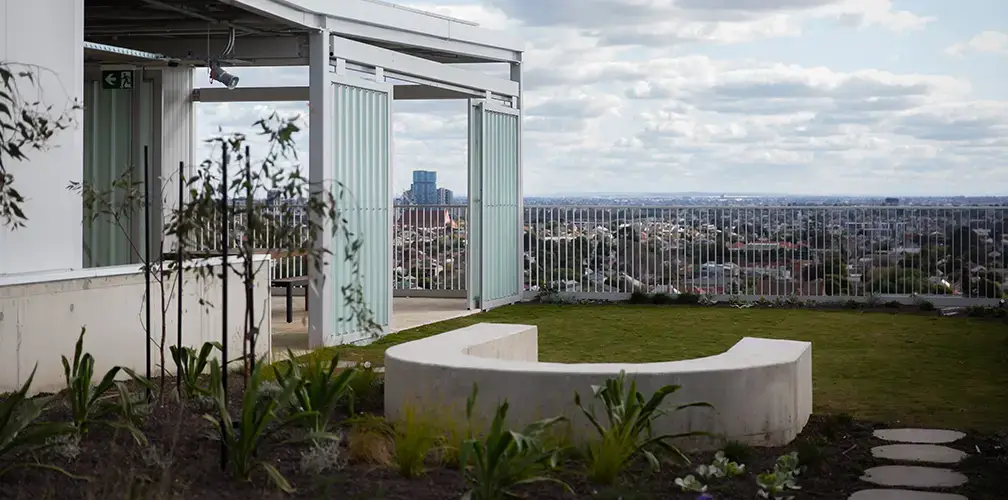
[{"x1": 101, "y1": 70, "x2": 134, "y2": 90}]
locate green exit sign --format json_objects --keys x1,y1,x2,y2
[{"x1": 101, "y1": 70, "x2": 134, "y2": 90}]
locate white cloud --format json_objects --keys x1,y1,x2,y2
[
  {"x1": 945, "y1": 30, "x2": 1008, "y2": 56},
  {"x1": 195, "y1": 0, "x2": 1006, "y2": 197}
]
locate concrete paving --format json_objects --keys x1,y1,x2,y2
[
  {"x1": 269, "y1": 297, "x2": 475, "y2": 358},
  {"x1": 873, "y1": 428, "x2": 966, "y2": 444},
  {"x1": 849, "y1": 428, "x2": 971, "y2": 499},
  {"x1": 871, "y1": 444, "x2": 968, "y2": 464},
  {"x1": 860, "y1": 465, "x2": 967, "y2": 488},
  {"x1": 849, "y1": 490, "x2": 968, "y2": 500}
]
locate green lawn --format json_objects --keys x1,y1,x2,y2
[{"x1": 325, "y1": 304, "x2": 1008, "y2": 431}]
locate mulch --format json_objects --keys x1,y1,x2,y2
[{"x1": 1, "y1": 378, "x2": 1005, "y2": 500}]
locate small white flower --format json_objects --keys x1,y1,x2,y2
[{"x1": 362, "y1": 361, "x2": 372, "y2": 369}]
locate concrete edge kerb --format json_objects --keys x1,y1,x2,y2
[
  {"x1": 384, "y1": 322, "x2": 812, "y2": 375},
  {"x1": 383, "y1": 322, "x2": 814, "y2": 450}
]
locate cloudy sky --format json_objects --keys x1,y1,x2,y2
[{"x1": 195, "y1": 0, "x2": 1008, "y2": 197}]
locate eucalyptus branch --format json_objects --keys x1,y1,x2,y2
[
  {"x1": 163, "y1": 113, "x2": 380, "y2": 377},
  {"x1": 1, "y1": 62, "x2": 81, "y2": 228}
]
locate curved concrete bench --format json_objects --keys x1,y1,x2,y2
[{"x1": 384, "y1": 323, "x2": 812, "y2": 450}]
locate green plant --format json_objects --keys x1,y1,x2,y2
[
  {"x1": 756, "y1": 451, "x2": 804, "y2": 499},
  {"x1": 169, "y1": 341, "x2": 221, "y2": 399},
  {"x1": 651, "y1": 292, "x2": 675, "y2": 305},
  {"x1": 203, "y1": 357, "x2": 337, "y2": 493},
  {"x1": 794, "y1": 437, "x2": 825, "y2": 469},
  {"x1": 1, "y1": 63, "x2": 81, "y2": 229},
  {"x1": 346, "y1": 413, "x2": 395, "y2": 466},
  {"x1": 393, "y1": 406, "x2": 439, "y2": 478},
  {"x1": 673, "y1": 474, "x2": 707, "y2": 492},
  {"x1": 0, "y1": 364, "x2": 80, "y2": 478},
  {"x1": 695, "y1": 450, "x2": 746, "y2": 480},
  {"x1": 273, "y1": 350, "x2": 356, "y2": 433},
  {"x1": 299, "y1": 438, "x2": 345, "y2": 475},
  {"x1": 917, "y1": 300, "x2": 936, "y2": 311},
  {"x1": 460, "y1": 400, "x2": 571, "y2": 500},
  {"x1": 676, "y1": 292, "x2": 701, "y2": 304},
  {"x1": 347, "y1": 361, "x2": 382, "y2": 414},
  {"x1": 721, "y1": 440, "x2": 754, "y2": 465},
  {"x1": 62, "y1": 327, "x2": 153, "y2": 444},
  {"x1": 434, "y1": 383, "x2": 480, "y2": 469},
  {"x1": 575, "y1": 370, "x2": 713, "y2": 484},
  {"x1": 884, "y1": 300, "x2": 902, "y2": 309},
  {"x1": 628, "y1": 290, "x2": 652, "y2": 304},
  {"x1": 865, "y1": 293, "x2": 882, "y2": 308}
]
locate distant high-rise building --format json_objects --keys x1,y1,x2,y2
[
  {"x1": 436, "y1": 187, "x2": 454, "y2": 205},
  {"x1": 410, "y1": 170, "x2": 438, "y2": 205},
  {"x1": 884, "y1": 197, "x2": 900, "y2": 206}
]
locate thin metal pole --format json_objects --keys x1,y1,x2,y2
[
  {"x1": 244, "y1": 146, "x2": 256, "y2": 375},
  {"x1": 176, "y1": 162, "x2": 184, "y2": 396},
  {"x1": 143, "y1": 146, "x2": 152, "y2": 402},
  {"x1": 220, "y1": 147, "x2": 229, "y2": 471}
]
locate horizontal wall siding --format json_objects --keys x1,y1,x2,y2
[{"x1": 330, "y1": 81, "x2": 391, "y2": 343}]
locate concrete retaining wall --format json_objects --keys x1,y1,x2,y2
[
  {"x1": 0, "y1": 256, "x2": 272, "y2": 394},
  {"x1": 385, "y1": 323, "x2": 812, "y2": 450}
]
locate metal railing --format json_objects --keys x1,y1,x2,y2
[
  {"x1": 394, "y1": 204, "x2": 468, "y2": 297},
  {"x1": 193, "y1": 203, "x2": 1008, "y2": 304},
  {"x1": 523, "y1": 205, "x2": 1008, "y2": 304}
]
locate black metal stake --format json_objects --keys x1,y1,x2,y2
[
  {"x1": 244, "y1": 146, "x2": 256, "y2": 375},
  {"x1": 176, "y1": 162, "x2": 184, "y2": 396},
  {"x1": 143, "y1": 146, "x2": 152, "y2": 402},
  {"x1": 220, "y1": 147, "x2": 230, "y2": 471}
]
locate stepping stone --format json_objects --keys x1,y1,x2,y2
[
  {"x1": 874, "y1": 428, "x2": 965, "y2": 444},
  {"x1": 861, "y1": 465, "x2": 967, "y2": 488},
  {"x1": 850, "y1": 490, "x2": 968, "y2": 500},
  {"x1": 872, "y1": 444, "x2": 968, "y2": 464}
]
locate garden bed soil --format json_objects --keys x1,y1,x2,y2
[{"x1": 1, "y1": 380, "x2": 1006, "y2": 500}]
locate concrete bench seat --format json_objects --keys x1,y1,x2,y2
[{"x1": 385, "y1": 323, "x2": 812, "y2": 450}]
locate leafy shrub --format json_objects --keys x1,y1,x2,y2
[
  {"x1": 0, "y1": 364, "x2": 78, "y2": 478},
  {"x1": 676, "y1": 292, "x2": 701, "y2": 304},
  {"x1": 203, "y1": 357, "x2": 337, "y2": 493},
  {"x1": 842, "y1": 300, "x2": 861, "y2": 310},
  {"x1": 273, "y1": 350, "x2": 356, "y2": 432},
  {"x1": 917, "y1": 300, "x2": 936, "y2": 311},
  {"x1": 62, "y1": 327, "x2": 153, "y2": 444},
  {"x1": 169, "y1": 341, "x2": 221, "y2": 399},
  {"x1": 651, "y1": 293, "x2": 676, "y2": 305},
  {"x1": 300, "y1": 438, "x2": 346, "y2": 475},
  {"x1": 347, "y1": 361, "x2": 382, "y2": 414},
  {"x1": 674, "y1": 474, "x2": 707, "y2": 492},
  {"x1": 575, "y1": 370, "x2": 712, "y2": 484},
  {"x1": 884, "y1": 300, "x2": 902, "y2": 309},
  {"x1": 794, "y1": 437, "x2": 825, "y2": 469},
  {"x1": 346, "y1": 413, "x2": 395, "y2": 466},
  {"x1": 864, "y1": 294, "x2": 882, "y2": 308},
  {"x1": 434, "y1": 384, "x2": 479, "y2": 469},
  {"x1": 460, "y1": 399, "x2": 570, "y2": 500},
  {"x1": 756, "y1": 451, "x2": 804, "y2": 499},
  {"x1": 628, "y1": 290, "x2": 652, "y2": 304},
  {"x1": 393, "y1": 407, "x2": 439, "y2": 478}
]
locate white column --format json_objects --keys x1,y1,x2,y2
[
  {"x1": 308, "y1": 30, "x2": 334, "y2": 348},
  {"x1": 511, "y1": 61, "x2": 524, "y2": 296},
  {"x1": 159, "y1": 67, "x2": 194, "y2": 252},
  {"x1": 0, "y1": 0, "x2": 84, "y2": 274}
]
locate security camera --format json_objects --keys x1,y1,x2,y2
[{"x1": 209, "y1": 62, "x2": 239, "y2": 90}]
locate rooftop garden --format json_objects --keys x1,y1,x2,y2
[{"x1": 2, "y1": 301, "x2": 1006, "y2": 498}]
